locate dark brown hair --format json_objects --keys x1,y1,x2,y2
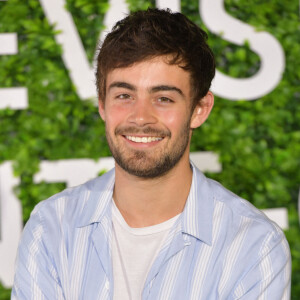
[{"x1": 96, "y1": 8, "x2": 215, "y2": 107}]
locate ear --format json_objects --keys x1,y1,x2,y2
[
  {"x1": 190, "y1": 91, "x2": 214, "y2": 129},
  {"x1": 98, "y1": 97, "x2": 106, "y2": 122}
]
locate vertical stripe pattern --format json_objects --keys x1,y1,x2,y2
[{"x1": 12, "y1": 166, "x2": 291, "y2": 300}]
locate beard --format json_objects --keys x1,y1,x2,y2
[{"x1": 105, "y1": 122, "x2": 191, "y2": 179}]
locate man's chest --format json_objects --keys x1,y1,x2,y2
[{"x1": 55, "y1": 230, "x2": 241, "y2": 300}]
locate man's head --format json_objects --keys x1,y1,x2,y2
[
  {"x1": 96, "y1": 8, "x2": 215, "y2": 108},
  {"x1": 97, "y1": 9, "x2": 215, "y2": 178}
]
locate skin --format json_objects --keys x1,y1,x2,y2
[{"x1": 99, "y1": 56, "x2": 214, "y2": 227}]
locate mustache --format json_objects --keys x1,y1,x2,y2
[{"x1": 115, "y1": 126, "x2": 171, "y2": 137}]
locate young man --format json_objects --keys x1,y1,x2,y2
[{"x1": 12, "y1": 9, "x2": 290, "y2": 300}]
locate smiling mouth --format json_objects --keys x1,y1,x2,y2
[{"x1": 125, "y1": 135, "x2": 163, "y2": 143}]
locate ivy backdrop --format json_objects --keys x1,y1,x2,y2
[{"x1": 0, "y1": 0, "x2": 299, "y2": 298}]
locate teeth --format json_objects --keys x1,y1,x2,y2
[{"x1": 126, "y1": 136, "x2": 163, "y2": 143}]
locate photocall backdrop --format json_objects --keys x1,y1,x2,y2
[{"x1": 0, "y1": 0, "x2": 299, "y2": 298}]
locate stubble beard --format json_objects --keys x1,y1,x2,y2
[{"x1": 106, "y1": 122, "x2": 191, "y2": 179}]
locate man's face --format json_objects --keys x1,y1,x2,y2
[{"x1": 99, "y1": 56, "x2": 204, "y2": 178}]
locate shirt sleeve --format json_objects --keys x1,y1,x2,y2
[
  {"x1": 232, "y1": 227, "x2": 291, "y2": 300},
  {"x1": 11, "y1": 206, "x2": 65, "y2": 300}
]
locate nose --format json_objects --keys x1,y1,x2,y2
[{"x1": 127, "y1": 99, "x2": 157, "y2": 126}]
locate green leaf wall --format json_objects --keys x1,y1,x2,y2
[{"x1": 0, "y1": 0, "x2": 299, "y2": 298}]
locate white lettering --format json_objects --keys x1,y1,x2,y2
[
  {"x1": 0, "y1": 32, "x2": 28, "y2": 109},
  {"x1": 0, "y1": 162, "x2": 22, "y2": 287},
  {"x1": 190, "y1": 152, "x2": 221, "y2": 173},
  {"x1": 33, "y1": 153, "x2": 221, "y2": 187},
  {"x1": 0, "y1": 88, "x2": 28, "y2": 110},
  {"x1": 33, "y1": 157, "x2": 115, "y2": 187},
  {"x1": 156, "y1": 0, "x2": 180, "y2": 12},
  {"x1": 39, "y1": 0, "x2": 129, "y2": 101},
  {"x1": 200, "y1": 0, "x2": 285, "y2": 100},
  {"x1": 39, "y1": 0, "x2": 95, "y2": 100},
  {"x1": 39, "y1": 0, "x2": 285, "y2": 101},
  {"x1": 0, "y1": 33, "x2": 17, "y2": 55},
  {"x1": 263, "y1": 208, "x2": 289, "y2": 230},
  {"x1": 100, "y1": 0, "x2": 129, "y2": 43}
]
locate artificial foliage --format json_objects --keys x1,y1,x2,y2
[{"x1": 0, "y1": 0, "x2": 299, "y2": 298}]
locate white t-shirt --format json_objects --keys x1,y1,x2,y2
[{"x1": 112, "y1": 200, "x2": 179, "y2": 300}]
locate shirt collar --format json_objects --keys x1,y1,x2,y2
[
  {"x1": 180, "y1": 163, "x2": 213, "y2": 246},
  {"x1": 77, "y1": 168, "x2": 115, "y2": 228},
  {"x1": 77, "y1": 163, "x2": 214, "y2": 246}
]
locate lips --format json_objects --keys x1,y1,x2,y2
[{"x1": 125, "y1": 136, "x2": 163, "y2": 143}]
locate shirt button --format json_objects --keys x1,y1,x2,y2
[{"x1": 105, "y1": 281, "x2": 110, "y2": 290}]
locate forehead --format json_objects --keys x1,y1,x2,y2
[{"x1": 106, "y1": 56, "x2": 191, "y2": 96}]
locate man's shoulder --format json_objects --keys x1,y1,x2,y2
[
  {"x1": 201, "y1": 173, "x2": 283, "y2": 238},
  {"x1": 195, "y1": 172, "x2": 290, "y2": 268},
  {"x1": 29, "y1": 169, "x2": 115, "y2": 228},
  {"x1": 190, "y1": 170, "x2": 291, "y2": 298}
]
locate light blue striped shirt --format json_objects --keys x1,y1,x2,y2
[{"x1": 12, "y1": 165, "x2": 291, "y2": 299}]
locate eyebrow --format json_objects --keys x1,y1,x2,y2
[
  {"x1": 108, "y1": 81, "x2": 136, "y2": 92},
  {"x1": 108, "y1": 81, "x2": 184, "y2": 97},
  {"x1": 150, "y1": 85, "x2": 183, "y2": 96}
]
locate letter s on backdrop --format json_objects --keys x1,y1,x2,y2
[{"x1": 200, "y1": 0, "x2": 285, "y2": 101}]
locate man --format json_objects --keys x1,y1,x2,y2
[{"x1": 12, "y1": 8, "x2": 290, "y2": 300}]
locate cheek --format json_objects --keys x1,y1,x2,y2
[
  {"x1": 157, "y1": 109, "x2": 190, "y2": 130},
  {"x1": 105, "y1": 106, "x2": 128, "y2": 128}
]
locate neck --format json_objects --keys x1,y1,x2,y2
[{"x1": 113, "y1": 152, "x2": 193, "y2": 228}]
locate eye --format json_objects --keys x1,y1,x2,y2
[
  {"x1": 116, "y1": 94, "x2": 131, "y2": 100},
  {"x1": 157, "y1": 96, "x2": 173, "y2": 103}
]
